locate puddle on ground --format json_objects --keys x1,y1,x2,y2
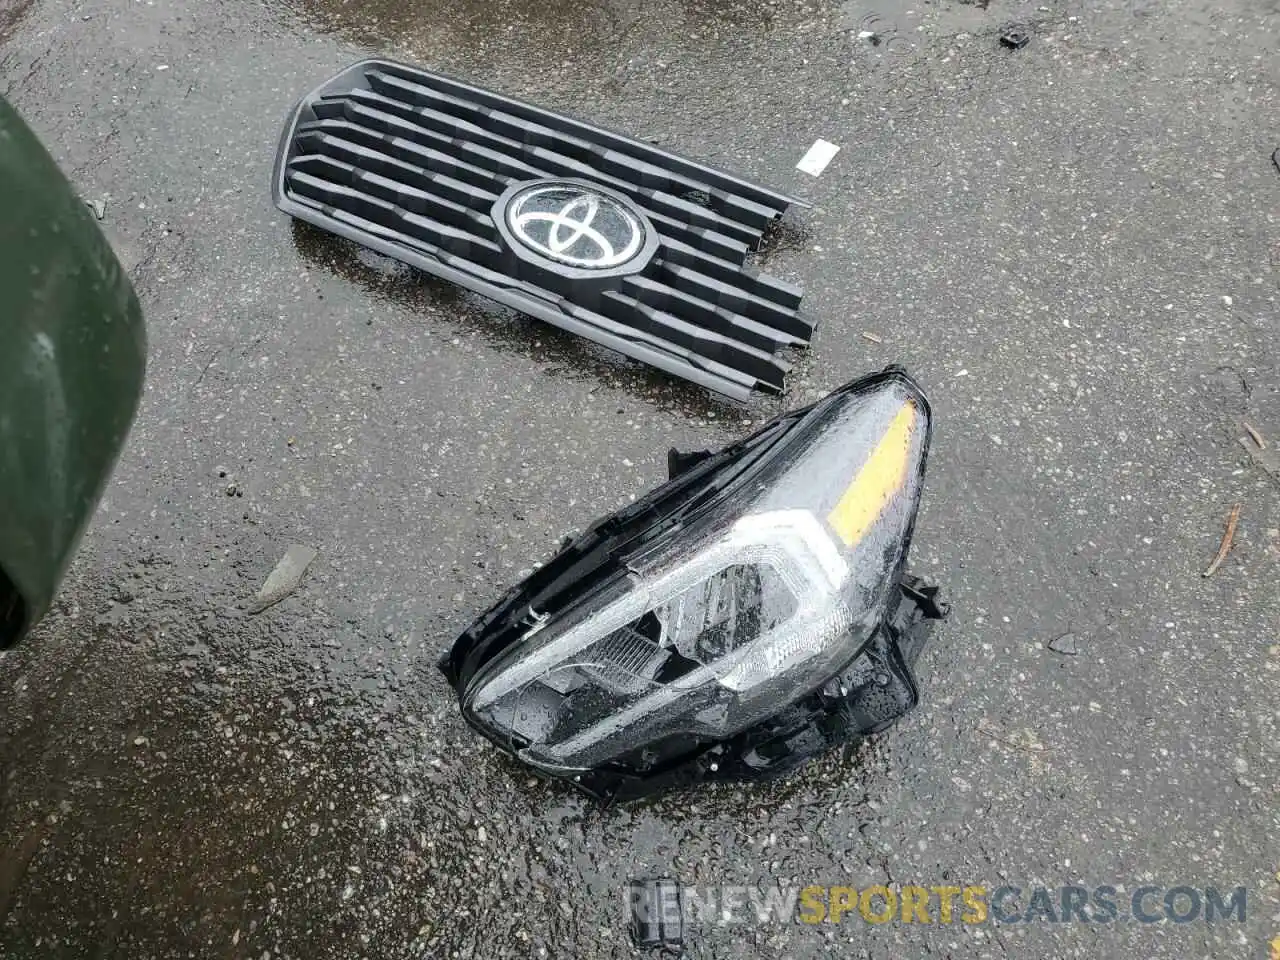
[
  {"x1": 838, "y1": 0, "x2": 1000, "y2": 33},
  {"x1": 0, "y1": 572, "x2": 398, "y2": 954},
  {"x1": 278, "y1": 0, "x2": 833, "y2": 70},
  {"x1": 271, "y1": 0, "x2": 1066, "y2": 77},
  {"x1": 267, "y1": 0, "x2": 1139, "y2": 81},
  {"x1": 0, "y1": 559, "x2": 891, "y2": 957}
]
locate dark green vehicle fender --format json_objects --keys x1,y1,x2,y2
[{"x1": 0, "y1": 96, "x2": 147, "y2": 647}]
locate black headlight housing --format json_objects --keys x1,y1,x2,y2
[{"x1": 440, "y1": 367, "x2": 947, "y2": 802}]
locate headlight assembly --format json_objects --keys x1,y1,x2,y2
[{"x1": 440, "y1": 367, "x2": 947, "y2": 801}]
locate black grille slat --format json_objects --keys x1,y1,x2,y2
[
  {"x1": 291, "y1": 192, "x2": 445, "y2": 258},
  {"x1": 364, "y1": 71, "x2": 778, "y2": 241},
  {"x1": 372, "y1": 88, "x2": 777, "y2": 229},
  {"x1": 318, "y1": 97, "x2": 549, "y2": 184},
  {"x1": 275, "y1": 59, "x2": 812, "y2": 399},
  {"x1": 644, "y1": 217, "x2": 747, "y2": 264},
  {"x1": 656, "y1": 237, "x2": 806, "y2": 315},
  {"x1": 319, "y1": 96, "x2": 754, "y2": 264},
  {"x1": 299, "y1": 118, "x2": 515, "y2": 195},
  {"x1": 597, "y1": 291, "x2": 788, "y2": 387},
  {"x1": 558, "y1": 301, "x2": 763, "y2": 394},
  {"x1": 288, "y1": 171, "x2": 504, "y2": 265},
  {"x1": 650, "y1": 259, "x2": 812, "y2": 340},
  {"x1": 290, "y1": 156, "x2": 499, "y2": 241},
  {"x1": 597, "y1": 150, "x2": 779, "y2": 231},
  {"x1": 366, "y1": 68, "x2": 781, "y2": 228},
  {"x1": 374, "y1": 60, "x2": 794, "y2": 215},
  {"x1": 345, "y1": 86, "x2": 763, "y2": 251},
  {"x1": 620, "y1": 276, "x2": 803, "y2": 353},
  {"x1": 296, "y1": 137, "x2": 496, "y2": 213}
]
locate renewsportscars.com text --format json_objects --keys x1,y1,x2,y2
[{"x1": 626, "y1": 883, "x2": 1247, "y2": 927}]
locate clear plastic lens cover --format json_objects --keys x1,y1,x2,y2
[{"x1": 464, "y1": 377, "x2": 929, "y2": 773}]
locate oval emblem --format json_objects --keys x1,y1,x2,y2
[{"x1": 506, "y1": 183, "x2": 645, "y2": 269}]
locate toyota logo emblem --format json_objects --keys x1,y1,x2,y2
[{"x1": 505, "y1": 183, "x2": 645, "y2": 269}]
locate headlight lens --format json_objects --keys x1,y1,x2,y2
[{"x1": 459, "y1": 373, "x2": 931, "y2": 776}]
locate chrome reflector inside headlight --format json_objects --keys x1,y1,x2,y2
[{"x1": 440, "y1": 368, "x2": 946, "y2": 801}]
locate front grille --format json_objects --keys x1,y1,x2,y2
[{"x1": 273, "y1": 59, "x2": 812, "y2": 400}]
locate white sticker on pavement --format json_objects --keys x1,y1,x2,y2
[{"x1": 796, "y1": 139, "x2": 840, "y2": 177}]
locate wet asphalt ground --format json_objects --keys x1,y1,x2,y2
[{"x1": 2, "y1": 0, "x2": 1279, "y2": 956}]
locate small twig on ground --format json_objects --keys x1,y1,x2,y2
[
  {"x1": 1203, "y1": 503, "x2": 1241, "y2": 578},
  {"x1": 1243, "y1": 421, "x2": 1267, "y2": 449}
]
